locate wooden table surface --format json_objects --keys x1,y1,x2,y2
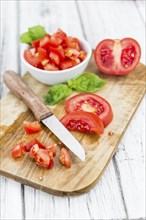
[{"x1": 0, "y1": 1, "x2": 145, "y2": 220}]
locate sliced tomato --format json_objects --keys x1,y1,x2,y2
[
  {"x1": 59, "y1": 148, "x2": 71, "y2": 168},
  {"x1": 24, "y1": 139, "x2": 45, "y2": 152},
  {"x1": 39, "y1": 35, "x2": 50, "y2": 48},
  {"x1": 12, "y1": 143, "x2": 25, "y2": 159},
  {"x1": 60, "y1": 111, "x2": 104, "y2": 134},
  {"x1": 31, "y1": 39, "x2": 41, "y2": 49},
  {"x1": 38, "y1": 47, "x2": 48, "y2": 61},
  {"x1": 65, "y1": 93, "x2": 113, "y2": 127},
  {"x1": 60, "y1": 60, "x2": 74, "y2": 70},
  {"x1": 66, "y1": 37, "x2": 80, "y2": 51},
  {"x1": 49, "y1": 52, "x2": 60, "y2": 65},
  {"x1": 23, "y1": 121, "x2": 42, "y2": 134},
  {"x1": 24, "y1": 50, "x2": 40, "y2": 67},
  {"x1": 94, "y1": 38, "x2": 141, "y2": 75},
  {"x1": 29, "y1": 144, "x2": 39, "y2": 159},
  {"x1": 35, "y1": 149, "x2": 52, "y2": 169},
  {"x1": 46, "y1": 143, "x2": 57, "y2": 157},
  {"x1": 44, "y1": 63, "x2": 59, "y2": 71},
  {"x1": 48, "y1": 45, "x2": 65, "y2": 60}
]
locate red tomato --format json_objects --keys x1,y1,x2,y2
[
  {"x1": 65, "y1": 93, "x2": 113, "y2": 127},
  {"x1": 38, "y1": 47, "x2": 48, "y2": 61},
  {"x1": 39, "y1": 35, "x2": 50, "y2": 48},
  {"x1": 29, "y1": 144, "x2": 39, "y2": 159},
  {"x1": 31, "y1": 39, "x2": 41, "y2": 49},
  {"x1": 59, "y1": 148, "x2": 71, "y2": 168},
  {"x1": 49, "y1": 34, "x2": 62, "y2": 47},
  {"x1": 60, "y1": 60, "x2": 74, "y2": 70},
  {"x1": 35, "y1": 149, "x2": 52, "y2": 169},
  {"x1": 23, "y1": 121, "x2": 42, "y2": 134},
  {"x1": 24, "y1": 139, "x2": 45, "y2": 152},
  {"x1": 12, "y1": 143, "x2": 25, "y2": 159},
  {"x1": 48, "y1": 46, "x2": 65, "y2": 60},
  {"x1": 55, "y1": 28, "x2": 67, "y2": 40},
  {"x1": 49, "y1": 52, "x2": 60, "y2": 65},
  {"x1": 94, "y1": 38, "x2": 141, "y2": 75},
  {"x1": 66, "y1": 37, "x2": 80, "y2": 51},
  {"x1": 60, "y1": 111, "x2": 104, "y2": 134},
  {"x1": 24, "y1": 50, "x2": 40, "y2": 67},
  {"x1": 48, "y1": 159, "x2": 54, "y2": 169},
  {"x1": 44, "y1": 63, "x2": 59, "y2": 71},
  {"x1": 46, "y1": 143, "x2": 57, "y2": 157}
]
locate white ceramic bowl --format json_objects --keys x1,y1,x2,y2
[{"x1": 21, "y1": 38, "x2": 92, "y2": 85}]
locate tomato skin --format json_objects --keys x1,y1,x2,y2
[
  {"x1": 94, "y1": 38, "x2": 141, "y2": 75},
  {"x1": 59, "y1": 148, "x2": 71, "y2": 168},
  {"x1": 23, "y1": 121, "x2": 42, "y2": 134},
  {"x1": 12, "y1": 143, "x2": 25, "y2": 159},
  {"x1": 65, "y1": 93, "x2": 113, "y2": 127},
  {"x1": 24, "y1": 50, "x2": 40, "y2": 67},
  {"x1": 60, "y1": 111, "x2": 104, "y2": 134},
  {"x1": 24, "y1": 139, "x2": 45, "y2": 152},
  {"x1": 32, "y1": 39, "x2": 41, "y2": 49}
]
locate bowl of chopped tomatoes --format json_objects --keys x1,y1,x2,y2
[{"x1": 21, "y1": 28, "x2": 92, "y2": 85}]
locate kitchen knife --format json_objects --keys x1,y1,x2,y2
[{"x1": 3, "y1": 71, "x2": 85, "y2": 161}]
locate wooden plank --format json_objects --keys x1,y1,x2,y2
[
  {"x1": 77, "y1": 1, "x2": 146, "y2": 218},
  {"x1": 0, "y1": 2, "x2": 23, "y2": 219}
]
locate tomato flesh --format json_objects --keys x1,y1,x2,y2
[
  {"x1": 65, "y1": 93, "x2": 113, "y2": 127},
  {"x1": 24, "y1": 50, "x2": 40, "y2": 67},
  {"x1": 60, "y1": 111, "x2": 104, "y2": 134},
  {"x1": 24, "y1": 139, "x2": 45, "y2": 152},
  {"x1": 59, "y1": 148, "x2": 71, "y2": 168},
  {"x1": 12, "y1": 143, "x2": 25, "y2": 159},
  {"x1": 46, "y1": 143, "x2": 57, "y2": 157},
  {"x1": 23, "y1": 121, "x2": 42, "y2": 134},
  {"x1": 94, "y1": 38, "x2": 141, "y2": 75}
]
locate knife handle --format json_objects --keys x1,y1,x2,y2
[{"x1": 3, "y1": 70, "x2": 52, "y2": 121}]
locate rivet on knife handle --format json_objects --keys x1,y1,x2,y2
[{"x1": 3, "y1": 71, "x2": 52, "y2": 121}]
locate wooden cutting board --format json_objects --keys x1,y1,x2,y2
[{"x1": 0, "y1": 54, "x2": 145, "y2": 196}]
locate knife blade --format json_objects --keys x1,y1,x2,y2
[{"x1": 3, "y1": 71, "x2": 85, "y2": 161}]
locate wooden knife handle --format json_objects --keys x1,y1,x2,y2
[{"x1": 3, "y1": 70, "x2": 52, "y2": 121}]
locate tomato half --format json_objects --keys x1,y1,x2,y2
[
  {"x1": 24, "y1": 139, "x2": 45, "y2": 152},
  {"x1": 65, "y1": 93, "x2": 113, "y2": 127},
  {"x1": 12, "y1": 143, "x2": 25, "y2": 159},
  {"x1": 59, "y1": 148, "x2": 71, "y2": 168},
  {"x1": 23, "y1": 121, "x2": 42, "y2": 134},
  {"x1": 60, "y1": 111, "x2": 104, "y2": 134},
  {"x1": 94, "y1": 38, "x2": 141, "y2": 75}
]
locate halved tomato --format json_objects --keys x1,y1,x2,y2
[
  {"x1": 24, "y1": 50, "x2": 40, "y2": 67},
  {"x1": 23, "y1": 121, "x2": 42, "y2": 134},
  {"x1": 24, "y1": 139, "x2": 45, "y2": 152},
  {"x1": 60, "y1": 111, "x2": 104, "y2": 134},
  {"x1": 59, "y1": 147, "x2": 71, "y2": 168},
  {"x1": 12, "y1": 143, "x2": 25, "y2": 159},
  {"x1": 65, "y1": 93, "x2": 113, "y2": 127},
  {"x1": 94, "y1": 38, "x2": 141, "y2": 75}
]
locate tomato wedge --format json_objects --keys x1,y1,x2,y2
[
  {"x1": 60, "y1": 111, "x2": 104, "y2": 134},
  {"x1": 23, "y1": 121, "x2": 42, "y2": 134},
  {"x1": 24, "y1": 139, "x2": 45, "y2": 152},
  {"x1": 59, "y1": 148, "x2": 71, "y2": 168},
  {"x1": 65, "y1": 93, "x2": 113, "y2": 127},
  {"x1": 94, "y1": 38, "x2": 141, "y2": 75},
  {"x1": 12, "y1": 143, "x2": 25, "y2": 159}
]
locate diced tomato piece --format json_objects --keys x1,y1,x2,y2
[
  {"x1": 60, "y1": 60, "x2": 74, "y2": 70},
  {"x1": 48, "y1": 159, "x2": 54, "y2": 169},
  {"x1": 41, "y1": 59, "x2": 49, "y2": 66},
  {"x1": 12, "y1": 143, "x2": 25, "y2": 159},
  {"x1": 48, "y1": 46, "x2": 65, "y2": 60},
  {"x1": 39, "y1": 35, "x2": 50, "y2": 48},
  {"x1": 24, "y1": 50, "x2": 40, "y2": 67},
  {"x1": 55, "y1": 28, "x2": 67, "y2": 40},
  {"x1": 49, "y1": 52, "x2": 60, "y2": 65},
  {"x1": 38, "y1": 47, "x2": 48, "y2": 61},
  {"x1": 49, "y1": 34, "x2": 62, "y2": 47},
  {"x1": 79, "y1": 51, "x2": 87, "y2": 61},
  {"x1": 24, "y1": 139, "x2": 45, "y2": 152},
  {"x1": 66, "y1": 37, "x2": 80, "y2": 51},
  {"x1": 46, "y1": 143, "x2": 57, "y2": 157},
  {"x1": 31, "y1": 39, "x2": 41, "y2": 49},
  {"x1": 23, "y1": 121, "x2": 42, "y2": 134},
  {"x1": 29, "y1": 144, "x2": 39, "y2": 159},
  {"x1": 44, "y1": 63, "x2": 59, "y2": 71},
  {"x1": 59, "y1": 148, "x2": 71, "y2": 168},
  {"x1": 35, "y1": 149, "x2": 51, "y2": 169}
]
